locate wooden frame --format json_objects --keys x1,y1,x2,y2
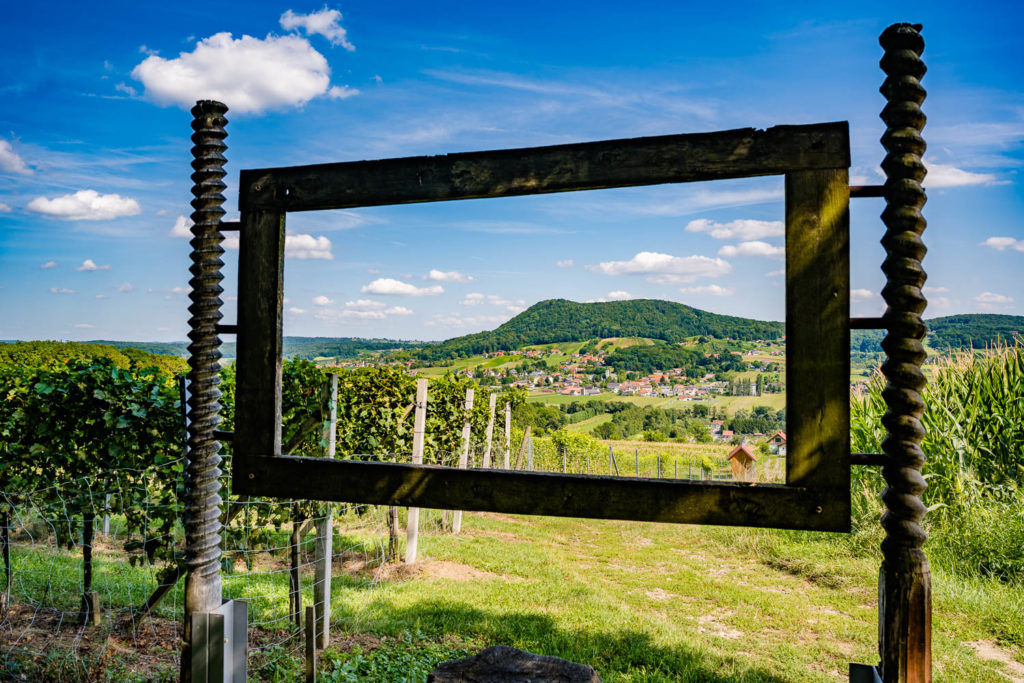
[{"x1": 233, "y1": 122, "x2": 851, "y2": 532}]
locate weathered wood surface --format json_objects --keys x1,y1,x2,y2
[
  {"x1": 235, "y1": 209, "x2": 285, "y2": 462},
  {"x1": 428, "y1": 645, "x2": 601, "y2": 683},
  {"x1": 482, "y1": 393, "x2": 497, "y2": 468},
  {"x1": 406, "y1": 379, "x2": 428, "y2": 564},
  {"x1": 239, "y1": 123, "x2": 850, "y2": 212},
  {"x1": 451, "y1": 388, "x2": 474, "y2": 534},
  {"x1": 236, "y1": 457, "x2": 850, "y2": 531},
  {"x1": 784, "y1": 167, "x2": 850, "y2": 498}
]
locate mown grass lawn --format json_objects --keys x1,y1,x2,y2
[{"x1": 326, "y1": 511, "x2": 1024, "y2": 683}]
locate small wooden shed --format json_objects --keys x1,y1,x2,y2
[{"x1": 728, "y1": 444, "x2": 757, "y2": 482}]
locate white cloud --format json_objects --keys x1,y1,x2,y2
[
  {"x1": 426, "y1": 269, "x2": 474, "y2": 283},
  {"x1": 74, "y1": 323, "x2": 95, "y2": 329},
  {"x1": 340, "y1": 309, "x2": 386, "y2": 319},
  {"x1": 116, "y1": 282, "x2": 135, "y2": 292},
  {"x1": 923, "y1": 163, "x2": 999, "y2": 189},
  {"x1": 459, "y1": 293, "x2": 526, "y2": 311},
  {"x1": 385, "y1": 306, "x2": 414, "y2": 316},
  {"x1": 280, "y1": 8, "x2": 354, "y2": 49},
  {"x1": 77, "y1": 259, "x2": 111, "y2": 271},
  {"x1": 589, "y1": 251, "x2": 731, "y2": 283},
  {"x1": 425, "y1": 312, "x2": 511, "y2": 329},
  {"x1": 313, "y1": 295, "x2": 334, "y2": 306},
  {"x1": 980, "y1": 236, "x2": 1024, "y2": 253},
  {"x1": 717, "y1": 241, "x2": 785, "y2": 259},
  {"x1": 685, "y1": 219, "x2": 784, "y2": 240},
  {"x1": 327, "y1": 85, "x2": 359, "y2": 99},
  {"x1": 632, "y1": 187, "x2": 784, "y2": 217},
  {"x1": 361, "y1": 278, "x2": 443, "y2": 297},
  {"x1": 556, "y1": 259, "x2": 574, "y2": 268},
  {"x1": 50, "y1": 287, "x2": 75, "y2": 294},
  {"x1": 974, "y1": 291, "x2": 1013, "y2": 305},
  {"x1": 95, "y1": 294, "x2": 109, "y2": 299},
  {"x1": 285, "y1": 233, "x2": 333, "y2": 259},
  {"x1": 27, "y1": 190, "x2": 141, "y2": 221},
  {"x1": 172, "y1": 227, "x2": 330, "y2": 259},
  {"x1": 40, "y1": 260, "x2": 58, "y2": 269},
  {"x1": 765, "y1": 269, "x2": 785, "y2": 278},
  {"x1": 131, "y1": 32, "x2": 356, "y2": 113},
  {"x1": 922, "y1": 285, "x2": 950, "y2": 295},
  {"x1": 168, "y1": 286, "x2": 187, "y2": 294},
  {"x1": 0, "y1": 202, "x2": 11, "y2": 212},
  {"x1": 115, "y1": 82, "x2": 138, "y2": 97},
  {"x1": 288, "y1": 307, "x2": 307, "y2": 315},
  {"x1": 679, "y1": 285, "x2": 734, "y2": 296},
  {"x1": 345, "y1": 299, "x2": 385, "y2": 309},
  {"x1": 0, "y1": 140, "x2": 32, "y2": 175},
  {"x1": 170, "y1": 215, "x2": 192, "y2": 237},
  {"x1": 606, "y1": 290, "x2": 633, "y2": 301},
  {"x1": 850, "y1": 289, "x2": 876, "y2": 303}
]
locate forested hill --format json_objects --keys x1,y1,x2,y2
[
  {"x1": 79, "y1": 337, "x2": 422, "y2": 360},
  {"x1": 412, "y1": 299, "x2": 784, "y2": 360},
  {"x1": 927, "y1": 314, "x2": 1024, "y2": 349}
]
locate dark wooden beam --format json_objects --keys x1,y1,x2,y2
[
  {"x1": 235, "y1": 209, "x2": 285, "y2": 462},
  {"x1": 784, "y1": 168, "x2": 850, "y2": 501},
  {"x1": 234, "y1": 457, "x2": 851, "y2": 532},
  {"x1": 239, "y1": 122, "x2": 850, "y2": 212}
]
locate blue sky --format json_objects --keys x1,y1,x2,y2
[{"x1": 1, "y1": 1, "x2": 1022, "y2": 342}]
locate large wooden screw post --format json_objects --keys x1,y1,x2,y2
[
  {"x1": 877, "y1": 23, "x2": 931, "y2": 683},
  {"x1": 182, "y1": 100, "x2": 228, "y2": 681}
]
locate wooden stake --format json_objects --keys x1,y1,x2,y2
[
  {"x1": 314, "y1": 373, "x2": 337, "y2": 649},
  {"x1": 483, "y1": 393, "x2": 496, "y2": 468},
  {"x1": 406, "y1": 379, "x2": 428, "y2": 563},
  {"x1": 452, "y1": 388, "x2": 474, "y2": 534},
  {"x1": 504, "y1": 402, "x2": 511, "y2": 469},
  {"x1": 305, "y1": 605, "x2": 317, "y2": 682}
]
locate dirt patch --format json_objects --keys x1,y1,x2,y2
[
  {"x1": 420, "y1": 560, "x2": 504, "y2": 582},
  {"x1": 697, "y1": 611, "x2": 741, "y2": 640},
  {"x1": 968, "y1": 640, "x2": 1024, "y2": 683},
  {"x1": 473, "y1": 512, "x2": 536, "y2": 527},
  {"x1": 643, "y1": 588, "x2": 674, "y2": 601}
]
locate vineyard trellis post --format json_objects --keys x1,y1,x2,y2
[
  {"x1": 452, "y1": 388, "x2": 475, "y2": 534},
  {"x1": 406, "y1": 378, "x2": 428, "y2": 563},
  {"x1": 313, "y1": 372, "x2": 338, "y2": 649}
]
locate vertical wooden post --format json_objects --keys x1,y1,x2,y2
[
  {"x1": 183, "y1": 100, "x2": 228, "y2": 681},
  {"x1": 482, "y1": 393, "x2": 497, "y2": 468},
  {"x1": 526, "y1": 429, "x2": 533, "y2": 471},
  {"x1": 101, "y1": 494, "x2": 111, "y2": 537},
  {"x1": 406, "y1": 379, "x2": 428, "y2": 563},
  {"x1": 313, "y1": 373, "x2": 337, "y2": 650},
  {"x1": 503, "y1": 402, "x2": 511, "y2": 469},
  {"x1": 305, "y1": 605, "x2": 317, "y2": 683},
  {"x1": 80, "y1": 512, "x2": 100, "y2": 626},
  {"x1": 452, "y1": 388, "x2": 474, "y2": 534},
  {"x1": 877, "y1": 22, "x2": 931, "y2": 683},
  {"x1": 1, "y1": 509, "x2": 10, "y2": 615},
  {"x1": 290, "y1": 506, "x2": 303, "y2": 627}
]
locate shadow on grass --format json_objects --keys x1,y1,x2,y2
[{"x1": 348, "y1": 597, "x2": 797, "y2": 682}]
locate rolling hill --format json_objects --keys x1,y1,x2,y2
[{"x1": 409, "y1": 299, "x2": 785, "y2": 360}]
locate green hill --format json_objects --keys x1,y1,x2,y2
[
  {"x1": 851, "y1": 314, "x2": 1024, "y2": 355},
  {"x1": 411, "y1": 299, "x2": 784, "y2": 360}
]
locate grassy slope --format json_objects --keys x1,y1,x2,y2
[{"x1": 347, "y1": 512, "x2": 1023, "y2": 682}]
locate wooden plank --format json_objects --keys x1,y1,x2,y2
[
  {"x1": 236, "y1": 457, "x2": 850, "y2": 532},
  {"x1": 235, "y1": 210, "x2": 285, "y2": 461},
  {"x1": 239, "y1": 123, "x2": 850, "y2": 212},
  {"x1": 785, "y1": 168, "x2": 850, "y2": 499}
]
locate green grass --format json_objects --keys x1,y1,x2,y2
[{"x1": 6, "y1": 502, "x2": 1023, "y2": 682}]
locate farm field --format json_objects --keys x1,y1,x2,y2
[{"x1": 528, "y1": 389, "x2": 787, "y2": 417}]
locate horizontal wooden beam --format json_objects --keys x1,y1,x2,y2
[
  {"x1": 239, "y1": 122, "x2": 850, "y2": 212},
  {"x1": 234, "y1": 456, "x2": 850, "y2": 532}
]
